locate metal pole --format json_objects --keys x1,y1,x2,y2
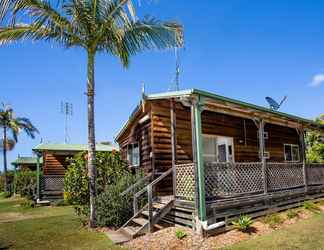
[
  {"x1": 299, "y1": 128, "x2": 308, "y2": 193},
  {"x1": 147, "y1": 184, "x2": 153, "y2": 233}
]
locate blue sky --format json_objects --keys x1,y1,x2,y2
[{"x1": 1, "y1": 0, "x2": 324, "y2": 168}]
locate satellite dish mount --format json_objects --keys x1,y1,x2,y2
[{"x1": 265, "y1": 96, "x2": 287, "y2": 111}]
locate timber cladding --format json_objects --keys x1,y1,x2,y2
[
  {"x1": 117, "y1": 98, "x2": 301, "y2": 175},
  {"x1": 43, "y1": 152, "x2": 73, "y2": 175}
]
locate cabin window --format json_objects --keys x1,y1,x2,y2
[
  {"x1": 284, "y1": 144, "x2": 300, "y2": 162},
  {"x1": 127, "y1": 143, "x2": 140, "y2": 167},
  {"x1": 203, "y1": 135, "x2": 234, "y2": 163}
]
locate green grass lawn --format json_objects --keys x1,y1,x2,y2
[
  {"x1": 0, "y1": 197, "x2": 123, "y2": 250},
  {"x1": 222, "y1": 213, "x2": 324, "y2": 250}
]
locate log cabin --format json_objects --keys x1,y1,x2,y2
[
  {"x1": 32, "y1": 143, "x2": 117, "y2": 201},
  {"x1": 114, "y1": 88, "x2": 324, "y2": 239},
  {"x1": 11, "y1": 156, "x2": 43, "y2": 171}
]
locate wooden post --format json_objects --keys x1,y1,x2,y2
[
  {"x1": 299, "y1": 127, "x2": 308, "y2": 193},
  {"x1": 133, "y1": 196, "x2": 138, "y2": 215},
  {"x1": 170, "y1": 99, "x2": 177, "y2": 197},
  {"x1": 36, "y1": 153, "x2": 41, "y2": 201},
  {"x1": 147, "y1": 184, "x2": 153, "y2": 233},
  {"x1": 258, "y1": 119, "x2": 267, "y2": 194},
  {"x1": 192, "y1": 96, "x2": 206, "y2": 222}
]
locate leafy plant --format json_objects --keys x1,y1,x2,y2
[
  {"x1": 15, "y1": 170, "x2": 38, "y2": 199},
  {"x1": 287, "y1": 209, "x2": 298, "y2": 219},
  {"x1": 264, "y1": 214, "x2": 284, "y2": 228},
  {"x1": 21, "y1": 199, "x2": 35, "y2": 209},
  {"x1": 232, "y1": 214, "x2": 253, "y2": 231},
  {"x1": 303, "y1": 201, "x2": 321, "y2": 213},
  {"x1": 175, "y1": 229, "x2": 187, "y2": 240},
  {"x1": 64, "y1": 151, "x2": 142, "y2": 227},
  {"x1": 0, "y1": 191, "x2": 11, "y2": 198}
]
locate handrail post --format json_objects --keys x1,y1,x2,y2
[
  {"x1": 133, "y1": 195, "x2": 138, "y2": 215},
  {"x1": 147, "y1": 184, "x2": 153, "y2": 233}
]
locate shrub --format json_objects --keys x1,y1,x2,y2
[
  {"x1": 303, "y1": 201, "x2": 320, "y2": 212},
  {"x1": 0, "y1": 171, "x2": 15, "y2": 194},
  {"x1": 0, "y1": 191, "x2": 12, "y2": 198},
  {"x1": 64, "y1": 151, "x2": 141, "y2": 227},
  {"x1": 175, "y1": 229, "x2": 187, "y2": 239},
  {"x1": 287, "y1": 209, "x2": 298, "y2": 219},
  {"x1": 15, "y1": 170, "x2": 38, "y2": 199},
  {"x1": 232, "y1": 214, "x2": 253, "y2": 231},
  {"x1": 264, "y1": 214, "x2": 284, "y2": 228},
  {"x1": 96, "y1": 173, "x2": 137, "y2": 227}
]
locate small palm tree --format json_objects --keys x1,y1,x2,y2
[
  {"x1": 0, "y1": 0, "x2": 182, "y2": 227},
  {"x1": 0, "y1": 104, "x2": 38, "y2": 192}
]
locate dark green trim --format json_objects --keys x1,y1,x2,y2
[
  {"x1": 36, "y1": 155, "x2": 40, "y2": 200},
  {"x1": 194, "y1": 95, "x2": 206, "y2": 221}
]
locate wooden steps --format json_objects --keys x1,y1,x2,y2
[{"x1": 114, "y1": 197, "x2": 174, "y2": 243}]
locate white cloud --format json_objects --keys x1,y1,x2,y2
[{"x1": 310, "y1": 73, "x2": 324, "y2": 87}]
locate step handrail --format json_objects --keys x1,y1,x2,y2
[
  {"x1": 120, "y1": 173, "x2": 152, "y2": 196},
  {"x1": 133, "y1": 168, "x2": 173, "y2": 232}
]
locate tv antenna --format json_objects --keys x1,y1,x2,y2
[
  {"x1": 60, "y1": 101, "x2": 73, "y2": 143},
  {"x1": 168, "y1": 31, "x2": 184, "y2": 91},
  {"x1": 265, "y1": 96, "x2": 287, "y2": 111}
]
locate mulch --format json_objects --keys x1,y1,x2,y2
[{"x1": 123, "y1": 205, "x2": 323, "y2": 250}]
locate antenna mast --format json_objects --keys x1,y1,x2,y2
[
  {"x1": 60, "y1": 101, "x2": 73, "y2": 144},
  {"x1": 169, "y1": 30, "x2": 184, "y2": 91}
]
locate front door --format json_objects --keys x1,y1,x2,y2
[{"x1": 203, "y1": 135, "x2": 234, "y2": 163}]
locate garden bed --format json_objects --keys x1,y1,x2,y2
[{"x1": 125, "y1": 202, "x2": 324, "y2": 250}]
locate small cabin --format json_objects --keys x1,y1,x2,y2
[
  {"x1": 115, "y1": 89, "x2": 324, "y2": 237},
  {"x1": 11, "y1": 156, "x2": 43, "y2": 171},
  {"x1": 33, "y1": 143, "x2": 117, "y2": 200}
]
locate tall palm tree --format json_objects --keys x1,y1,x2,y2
[
  {"x1": 0, "y1": 0, "x2": 182, "y2": 227},
  {"x1": 0, "y1": 104, "x2": 38, "y2": 192}
]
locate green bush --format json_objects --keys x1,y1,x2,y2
[
  {"x1": 64, "y1": 151, "x2": 141, "y2": 227},
  {"x1": 15, "y1": 170, "x2": 38, "y2": 199},
  {"x1": 287, "y1": 209, "x2": 298, "y2": 219},
  {"x1": 0, "y1": 191, "x2": 12, "y2": 198},
  {"x1": 303, "y1": 201, "x2": 320, "y2": 213},
  {"x1": 96, "y1": 173, "x2": 137, "y2": 227},
  {"x1": 264, "y1": 214, "x2": 284, "y2": 228},
  {"x1": 0, "y1": 171, "x2": 15, "y2": 194},
  {"x1": 232, "y1": 214, "x2": 253, "y2": 231}
]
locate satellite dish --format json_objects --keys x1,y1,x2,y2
[{"x1": 265, "y1": 96, "x2": 287, "y2": 111}]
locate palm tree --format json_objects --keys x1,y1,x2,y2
[
  {"x1": 0, "y1": 104, "x2": 38, "y2": 192},
  {"x1": 0, "y1": 0, "x2": 182, "y2": 227}
]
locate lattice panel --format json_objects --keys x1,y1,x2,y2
[
  {"x1": 41, "y1": 175, "x2": 64, "y2": 191},
  {"x1": 307, "y1": 164, "x2": 324, "y2": 185},
  {"x1": 267, "y1": 163, "x2": 304, "y2": 191},
  {"x1": 205, "y1": 162, "x2": 264, "y2": 199},
  {"x1": 176, "y1": 163, "x2": 195, "y2": 201}
]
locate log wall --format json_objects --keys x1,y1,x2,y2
[{"x1": 43, "y1": 152, "x2": 72, "y2": 175}]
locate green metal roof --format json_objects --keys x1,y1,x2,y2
[
  {"x1": 115, "y1": 88, "x2": 323, "y2": 140},
  {"x1": 11, "y1": 156, "x2": 43, "y2": 166},
  {"x1": 33, "y1": 143, "x2": 118, "y2": 152}
]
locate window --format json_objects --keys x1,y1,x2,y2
[
  {"x1": 284, "y1": 144, "x2": 300, "y2": 162},
  {"x1": 127, "y1": 143, "x2": 140, "y2": 167}
]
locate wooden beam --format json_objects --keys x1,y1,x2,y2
[
  {"x1": 298, "y1": 127, "x2": 308, "y2": 192},
  {"x1": 36, "y1": 153, "x2": 41, "y2": 200},
  {"x1": 170, "y1": 99, "x2": 177, "y2": 196},
  {"x1": 258, "y1": 119, "x2": 268, "y2": 194}
]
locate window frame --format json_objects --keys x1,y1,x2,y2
[
  {"x1": 283, "y1": 144, "x2": 300, "y2": 162},
  {"x1": 127, "y1": 142, "x2": 140, "y2": 167}
]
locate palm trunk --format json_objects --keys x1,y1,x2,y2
[
  {"x1": 87, "y1": 49, "x2": 97, "y2": 228},
  {"x1": 2, "y1": 126, "x2": 8, "y2": 192}
]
